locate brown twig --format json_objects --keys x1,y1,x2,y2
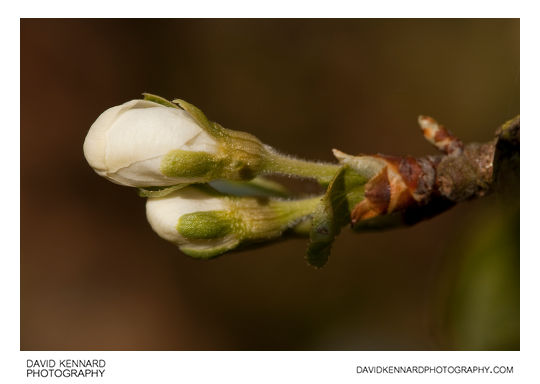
[{"x1": 340, "y1": 115, "x2": 519, "y2": 229}]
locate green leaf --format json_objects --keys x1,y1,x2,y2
[
  {"x1": 142, "y1": 93, "x2": 180, "y2": 109},
  {"x1": 137, "y1": 183, "x2": 188, "y2": 198},
  {"x1": 306, "y1": 166, "x2": 365, "y2": 268}
]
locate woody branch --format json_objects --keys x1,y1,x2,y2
[{"x1": 337, "y1": 115, "x2": 520, "y2": 231}]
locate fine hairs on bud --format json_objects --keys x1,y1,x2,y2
[{"x1": 262, "y1": 146, "x2": 340, "y2": 184}]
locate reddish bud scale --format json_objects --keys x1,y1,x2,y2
[
  {"x1": 351, "y1": 154, "x2": 437, "y2": 224},
  {"x1": 349, "y1": 114, "x2": 507, "y2": 226}
]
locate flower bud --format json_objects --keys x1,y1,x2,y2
[
  {"x1": 145, "y1": 186, "x2": 237, "y2": 257},
  {"x1": 83, "y1": 98, "x2": 267, "y2": 187},
  {"x1": 145, "y1": 186, "x2": 320, "y2": 258}
]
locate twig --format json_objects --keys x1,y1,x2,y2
[{"x1": 336, "y1": 115, "x2": 520, "y2": 230}]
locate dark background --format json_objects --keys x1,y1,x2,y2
[{"x1": 21, "y1": 19, "x2": 519, "y2": 350}]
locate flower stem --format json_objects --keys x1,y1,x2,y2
[
  {"x1": 271, "y1": 195, "x2": 322, "y2": 224},
  {"x1": 236, "y1": 195, "x2": 322, "y2": 241},
  {"x1": 264, "y1": 149, "x2": 340, "y2": 184}
]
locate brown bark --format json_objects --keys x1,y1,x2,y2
[{"x1": 351, "y1": 115, "x2": 519, "y2": 229}]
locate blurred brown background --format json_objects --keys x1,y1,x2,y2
[{"x1": 21, "y1": 19, "x2": 519, "y2": 350}]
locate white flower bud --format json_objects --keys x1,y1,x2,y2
[
  {"x1": 145, "y1": 186, "x2": 228, "y2": 245},
  {"x1": 145, "y1": 186, "x2": 240, "y2": 257},
  {"x1": 83, "y1": 99, "x2": 219, "y2": 187},
  {"x1": 146, "y1": 186, "x2": 321, "y2": 258},
  {"x1": 84, "y1": 95, "x2": 340, "y2": 191}
]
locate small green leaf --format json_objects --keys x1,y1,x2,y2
[
  {"x1": 142, "y1": 93, "x2": 180, "y2": 109},
  {"x1": 307, "y1": 203, "x2": 336, "y2": 268},
  {"x1": 137, "y1": 184, "x2": 188, "y2": 198},
  {"x1": 306, "y1": 166, "x2": 365, "y2": 268}
]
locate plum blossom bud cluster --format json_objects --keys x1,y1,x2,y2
[
  {"x1": 83, "y1": 94, "x2": 332, "y2": 258},
  {"x1": 84, "y1": 94, "x2": 510, "y2": 266}
]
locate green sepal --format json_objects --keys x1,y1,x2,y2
[
  {"x1": 137, "y1": 184, "x2": 188, "y2": 198},
  {"x1": 172, "y1": 98, "x2": 221, "y2": 137},
  {"x1": 332, "y1": 149, "x2": 384, "y2": 180},
  {"x1": 142, "y1": 93, "x2": 180, "y2": 109},
  {"x1": 177, "y1": 211, "x2": 234, "y2": 240},
  {"x1": 306, "y1": 166, "x2": 365, "y2": 268},
  {"x1": 290, "y1": 217, "x2": 313, "y2": 236},
  {"x1": 179, "y1": 237, "x2": 240, "y2": 259},
  {"x1": 160, "y1": 149, "x2": 220, "y2": 178}
]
